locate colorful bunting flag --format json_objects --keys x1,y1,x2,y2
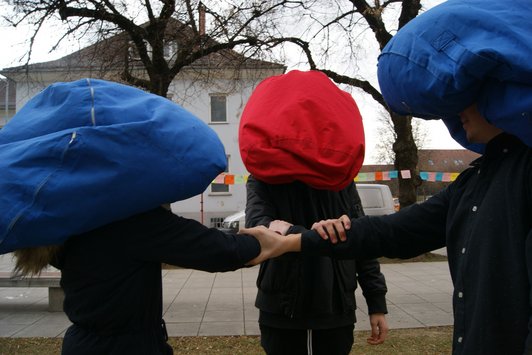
[
  {"x1": 213, "y1": 174, "x2": 225, "y2": 184},
  {"x1": 400, "y1": 170, "x2": 411, "y2": 179},
  {"x1": 224, "y1": 174, "x2": 235, "y2": 185},
  {"x1": 212, "y1": 170, "x2": 463, "y2": 185},
  {"x1": 235, "y1": 175, "x2": 246, "y2": 185}
]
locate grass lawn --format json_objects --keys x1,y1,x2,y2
[{"x1": 0, "y1": 326, "x2": 453, "y2": 354}]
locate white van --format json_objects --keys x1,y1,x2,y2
[
  {"x1": 219, "y1": 184, "x2": 395, "y2": 232},
  {"x1": 355, "y1": 183, "x2": 395, "y2": 216}
]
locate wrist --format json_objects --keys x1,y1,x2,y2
[{"x1": 285, "y1": 233, "x2": 302, "y2": 252}]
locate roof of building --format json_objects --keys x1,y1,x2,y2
[{"x1": 1, "y1": 19, "x2": 285, "y2": 75}]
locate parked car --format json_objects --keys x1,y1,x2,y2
[
  {"x1": 219, "y1": 184, "x2": 395, "y2": 233},
  {"x1": 355, "y1": 183, "x2": 395, "y2": 216},
  {"x1": 218, "y1": 210, "x2": 245, "y2": 234}
]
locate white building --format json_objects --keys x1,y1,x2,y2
[
  {"x1": 0, "y1": 78, "x2": 16, "y2": 127},
  {"x1": 1, "y1": 28, "x2": 285, "y2": 227}
]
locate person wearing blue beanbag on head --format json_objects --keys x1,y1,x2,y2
[
  {"x1": 247, "y1": 101, "x2": 532, "y2": 355},
  {"x1": 243, "y1": 0, "x2": 532, "y2": 354},
  {"x1": 2, "y1": 79, "x2": 284, "y2": 354}
]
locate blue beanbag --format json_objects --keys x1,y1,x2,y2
[
  {"x1": 0, "y1": 78, "x2": 227, "y2": 254},
  {"x1": 377, "y1": 0, "x2": 532, "y2": 153}
]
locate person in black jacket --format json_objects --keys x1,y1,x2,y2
[
  {"x1": 240, "y1": 70, "x2": 388, "y2": 355},
  {"x1": 14, "y1": 207, "x2": 282, "y2": 355},
  {"x1": 246, "y1": 178, "x2": 388, "y2": 355},
  {"x1": 246, "y1": 106, "x2": 532, "y2": 355}
]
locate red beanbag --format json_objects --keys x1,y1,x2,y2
[{"x1": 239, "y1": 70, "x2": 365, "y2": 191}]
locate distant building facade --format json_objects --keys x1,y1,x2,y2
[
  {"x1": 361, "y1": 149, "x2": 481, "y2": 200},
  {"x1": 0, "y1": 78, "x2": 16, "y2": 127}
]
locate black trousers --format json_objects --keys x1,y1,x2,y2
[{"x1": 259, "y1": 324, "x2": 355, "y2": 355}]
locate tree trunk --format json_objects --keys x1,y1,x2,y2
[
  {"x1": 148, "y1": 74, "x2": 171, "y2": 97},
  {"x1": 390, "y1": 111, "x2": 422, "y2": 207}
]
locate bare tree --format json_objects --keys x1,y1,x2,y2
[
  {"x1": 374, "y1": 114, "x2": 430, "y2": 165},
  {"x1": 264, "y1": 0, "x2": 437, "y2": 207},
  {"x1": 3, "y1": 0, "x2": 438, "y2": 207},
  {"x1": 2, "y1": 0, "x2": 297, "y2": 96}
]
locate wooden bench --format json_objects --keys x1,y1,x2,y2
[{"x1": 0, "y1": 271, "x2": 64, "y2": 312}]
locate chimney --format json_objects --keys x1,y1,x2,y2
[{"x1": 198, "y1": 2, "x2": 206, "y2": 36}]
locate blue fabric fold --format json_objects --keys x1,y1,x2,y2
[{"x1": 377, "y1": 0, "x2": 532, "y2": 153}]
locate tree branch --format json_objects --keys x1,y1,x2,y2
[{"x1": 349, "y1": 0, "x2": 392, "y2": 49}]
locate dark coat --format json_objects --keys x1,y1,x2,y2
[
  {"x1": 53, "y1": 207, "x2": 260, "y2": 355},
  {"x1": 302, "y1": 133, "x2": 532, "y2": 355},
  {"x1": 245, "y1": 177, "x2": 387, "y2": 329}
]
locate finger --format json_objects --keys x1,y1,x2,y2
[
  {"x1": 379, "y1": 322, "x2": 389, "y2": 342},
  {"x1": 325, "y1": 221, "x2": 338, "y2": 244},
  {"x1": 368, "y1": 323, "x2": 388, "y2": 345},
  {"x1": 367, "y1": 334, "x2": 385, "y2": 345},
  {"x1": 366, "y1": 333, "x2": 384, "y2": 345},
  {"x1": 340, "y1": 215, "x2": 351, "y2": 229},
  {"x1": 245, "y1": 251, "x2": 266, "y2": 266},
  {"x1": 241, "y1": 226, "x2": 273, "y2": 241},
  {"x1": 371, "y1": 323, "x2": 379, "y2": 341},
  {"x1": 334, "y1": 220, "x2": 347, "y2": 242},
  {"x1": 239, "y1": 226, "x2": 264, "y2": 235},
  {"x1": 366, "y1": 336, "x2": 383, "y2": 345},
  {"x1": 366, "y1": 319, "x2": 383, "y2": 345},
  {"x1": 311, "y1": 222, "x2": 329, "y2": 240}
]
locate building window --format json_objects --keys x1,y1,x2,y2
[
  {"x1": 164, "y1": 40, "x2": 178, "y2": 61},
  {"x1": 211, "y1": 155, "x2": 229, "y2": 193},
  {"x1": 0, "y1": 78, "x2": 16, "y2": 127},
  {"x1": 210, "y1": 217, "x2": 224, "y2": 228},
  {"x1": 210, "y1": 94, "x2": 227, "y2": 123},
  {"x1": 128, "y1": 40, "x2": 152, "y2": 61}
]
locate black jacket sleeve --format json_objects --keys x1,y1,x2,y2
[
  {"x1": 356, "y1": 258, "x2": 388, "y2": 314},
  {"x1": 245, "y1": 176, "x2": 276, "y2": 228},
  {"x1": 125, "y1": 208, "x2": 261, "y2": 272},
  {"x1": 349, "y1": 185, "x2": 388, "y2": 315},
  {"x1": 301, "y1": 188, "x2": 449, "y2": 260}
]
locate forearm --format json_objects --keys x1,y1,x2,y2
[
  {"x1": 284, "y1": 233, "x2": 303, "y2": 252},
  {"x1": 137, "y1": 211, "x2": 261, "y2": 272},
  {"x1": 164, "y1": 231, "x2": 261, "y2": 272},
  {"x1": 242, "y1": 228, "x2": 302, "y2": 265},
  {"x1": 301, "y1": 205, "x2": 446, "y2": 260}
]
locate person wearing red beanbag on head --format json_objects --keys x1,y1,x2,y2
[{"x1": 240, "y1": 70, "x2": 388, "y2": 355}]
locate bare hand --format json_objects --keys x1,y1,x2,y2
[
  {"x1": 367, "y1": 313, "x2": 388, "y2": 345},
  {"x1": 240, "y1": 226, "x2": 300, "y2": 265},
  {"x1": 269, "y1": 220, "x2": 293, "y2": 235},
  {"x1": 311, "y1": 214, "x2": 351, "y2": 244}
]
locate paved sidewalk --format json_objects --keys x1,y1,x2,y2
[{"x1": 0, "y1": 253, "x2": 453, "y2": 338}]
